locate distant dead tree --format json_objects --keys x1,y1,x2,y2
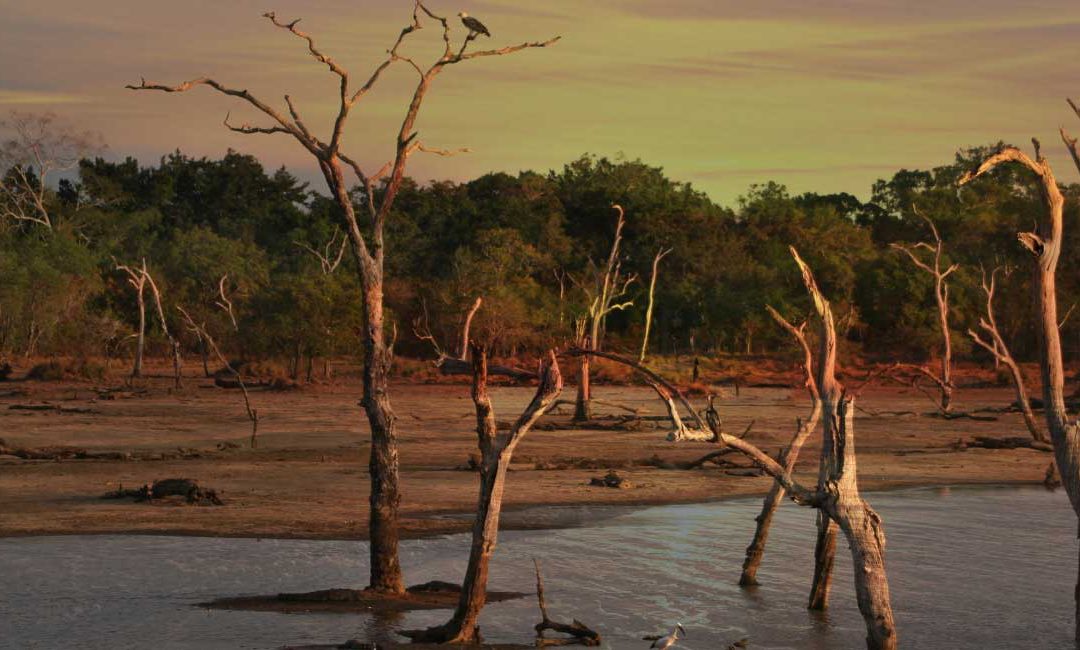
[
  {"x1": 414, "y1": 297, "x2": 536, "y2": 380},
  {"x1": 128, "y1": 3, "x2": 558, "y2": 593},
  {"x1": 571, "y1": 204, "x2": 636, "y2": 421},
  {"x1": 0, "y1": 111, "x2": 102, "y2": 230},
  {"x1": 294, "y1": 227, "x2": 347, "y2": 275},
  {"x1": 144, "y1": 267, "x2": 182, "y2": 388},
  {"x1": 573, "y1": 247, "x2": 897, "y2": 649},
  {"x1": 891, "y1": 209, "x2": 958, "y2": 413},
  {"x1": 115, "y1": 259, "x2": 149, "y2": 379},
  {"x1": 967, "y1": 266, "x2": 1047, "y2": 443},
  {"x1": 177, "y1": 305, "x2": 259, "y2": 448},
  {"x1": 739, "y1": 305, "x2": 822, "y2": 587},
  {"x1": 961, "y1": 134, "x2": 1080, "y2": 641},
  {"x1": 402, "y1": 346, "x2": 561, "y2": 643},
  {"x1": 639, "y1": 246, "x2": 672, "y2": 363}
]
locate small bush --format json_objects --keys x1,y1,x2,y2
[{"x1": 26, "y1": 359, "x2": 106, "y2": 382}]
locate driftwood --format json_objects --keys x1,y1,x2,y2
[
  {"x1": 533, "y1": 560, "x2": 601, "y2": 647},
  {"x1": 953, "y1": 436, "x2": 1054, "y2": 452},
  {"x1": 102, "y1": 478, "x2": 223, "y2": 505}
]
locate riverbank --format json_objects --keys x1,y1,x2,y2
[{"x1": 0, "y1": 375, "x2": 1057, "y2": 541}]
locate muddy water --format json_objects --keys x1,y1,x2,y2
[{"x1": 1, "y1": 486, "x2": 1074, "y2": 649}]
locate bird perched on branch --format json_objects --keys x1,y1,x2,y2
[
  {"x1": 458, "y1": 11, "x2": 491, "y2": 37},
  {"x1": 650, "y1": 623, "x2": 686, "y2": 649}
]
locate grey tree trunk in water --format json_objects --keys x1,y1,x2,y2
[
  {"x1": 739, "y1": 305, "x2": 822, "y2": 587},
  {"x1": 572, "y1": 247, "x2": 897, "y2": 649},
  {"x1": 961, "y1": 135, "x2": 1080, "y2": 641},
  {"x1": 403, "y1": 347, "x2": 562, "y2": 643},
  {"x1": 128, "y1": 2, "x2": 559, "y2": 594}
]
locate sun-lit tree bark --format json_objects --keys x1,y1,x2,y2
[
  {"x1": 961, "y1": 135, "x2": 1080, "y2": 641},
  {"x1": 115, "y1": 260, "x2": 148, "y2": 379},
  {"x1": 639, "y1": 246, "x2": 672, "y2": 363},
  {"x1": 571, "y1": 248, "x2": 898, "y2": 650},
  {"x1": 891, "y1": 210, "x2": 958, "y2": 413},
  {"x1": 739, "y1": 305, "x2": 822, "y2": 587},
  {"x1": 402, "y1": 347, "x2": 562, "y2": 643},
  {"x1": 128, "y1": 3, "x2": 558, "y2": 593},
  {"x1": 572, "y1": 204, "x2": 635, "y2": 421}
]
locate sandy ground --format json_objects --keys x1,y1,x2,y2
[{"x1": 0, "y1": 367, "x2": 1057, "y2": 541}]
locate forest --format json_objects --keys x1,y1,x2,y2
[{"x1": 4, "y1": 131, "x2": 1079, "y2": 371}]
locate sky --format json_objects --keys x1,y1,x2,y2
[{"x1": 3, "y1": 0, "x2": 1080, "y2": 205}]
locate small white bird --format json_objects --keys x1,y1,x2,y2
[{"x1": 650, "y1": 623, "x2": 686, "y2": 649}]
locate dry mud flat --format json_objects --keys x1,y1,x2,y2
[{"x1": 0, "y1": 375, "x2": 1057, "y2": 540}]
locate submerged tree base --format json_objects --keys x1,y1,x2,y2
[{"x1": 200, "y1": 581, "x2": 526, "y2": 614}]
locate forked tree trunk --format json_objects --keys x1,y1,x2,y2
[
  {"x1": 403, "y1": 348, "x2": 562, "y2": 643},
  {"x1": 963, "y1": 140, "x2": 1080, "y2": 640},
  {"x1": 740, "y1": 306, "x2": 823, "y2": 587}
]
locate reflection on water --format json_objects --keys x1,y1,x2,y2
[{"x1": 1, "y1": 486, "x2": 1074, "y2": 649}]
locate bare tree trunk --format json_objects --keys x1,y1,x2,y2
[
  {"x1": 402, "y1": 348, "x2": 561, "y2": 643},
  {"x1": 808, "y1": 514, "x2": 839, "y2": 609},
  {"x1": 740, "y1": 306, "x2": 822, "y2": 587},
  {"x1": 962, "y1": 139, "x2": 1080, "y2": 640},
  {"x1": 459, "y1": 297, "x2": 482, "y2": 361},
  {"x1": 574, "y1": 352, "x2": 591, "y2": 421},
  {"x1": 640, "y1": 247, "x2": 672, "y2": 363},
  {"x1": 200, "y1": 338, "x2": 210, "y2": 378}
]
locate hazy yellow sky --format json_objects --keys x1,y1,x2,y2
[{"x1": 3, "y1": 0, "x2": 1080, "y2": 204}]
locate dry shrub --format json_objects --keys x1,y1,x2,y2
[
  {"x1": 26, "y1": 359, "x2": 105, "y2": 382},
  {"x1": 592, "y1": 357, "x2": 636, "y2": 385}
]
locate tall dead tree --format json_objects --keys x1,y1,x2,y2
[
  {"x1": 739, "y1": 305, "x2": 823, "y2": 586},
  {"x1": 639, "y1": 246, "x2": 672, "y2": 363},
  {"x1": 115, "y1": 260, "x2": 148, "y2": 379},
  {"x1": 967, "y1": 266, "x2": 1047, "y2": 443},
  {"x1": 128, "y1": 4, "x2": 558, "y2": 593},
  {"x1": 573, "y1": 249, "x2": 897, "y2": 649},
  {"x1": 960, "y1": 134, "x2": 1080, "y2": 641},
  {"x1": 402, "y1": 347, "x2": 562, "y2": 643},
  {"x1": 891, "y1": 210, "x2": 958, "y2": 413},
  {"x1": 572, "y1": 204, "x2": 636, "y2": 421}
]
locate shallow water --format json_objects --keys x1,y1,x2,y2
[{"x1": 1, "y1": 486, "x2": 1075, "y2": 649}]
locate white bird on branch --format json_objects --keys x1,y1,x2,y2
[
  {"x1": 458, "y1": 11, "x2": 491, "y2": 37},
  {"x1": 650, "y1": 622, "x2": 686, "y2": 649}
]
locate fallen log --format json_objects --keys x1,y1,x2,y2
[{"x1": 952, "y1": 436, "x2": 1054, "y2": 452}]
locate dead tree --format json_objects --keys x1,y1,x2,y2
[
  {"x1": 532, "y1": 559, "x2": 601, "y2": 647},
  {"x1": 891, "y1": 209, "x2": 958, "y2": 413},
  {"x1": 639, "y1": 246, "x2": 672, "y2": 363},
  {"x1": 0, "y1": 111, "x2": 102, "y2": 230},
  {"x1": 401, "y1": 347, "x2": 562, "y2": 643},
  {"x1": 128, "y1": 4, "x2": 558, "y2": 594},
  {"x1": 573, "y1": 248, "x2": 898, "y2": 650},
  {"x1": 967, "y1": 266, "x2": 1046, "y2": 442},
  {"x1": 115, "y1": 260, "x2": 148, "y2": 379},
  {"x1": 960, "y1": 135, "x2": 1080, "y2": 641},
  {"x1": 414, "y1": 297, "x2": 536, "y2": 380},
  {"x1": 294, "y1": 227, "x2": 347, "y2": 275},
  {"x1": 178, "y1": 306, "x2": 259, "y2": 448},
  {"x1": 739, "y1": 305, "x2": 823, "y2": 586},
  {"x1": 143, "y1": 266, "x2": 182, "y2": 388},
  {"x1": 572, "y1": 204, "x2": 636, "y2": 421}
]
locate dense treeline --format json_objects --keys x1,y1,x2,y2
[{"x1": 3, "y1": 145, "x2": 1080, "y2": 370}]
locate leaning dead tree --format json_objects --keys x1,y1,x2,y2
[
  {"x1": 571, "y1": 204, "x2": 636, "y2": 421},
  {"x1": 739, "y1": 305, "x2": 823, "y2": 586},
  {"x1": 573, "y1": 247, "x2": 898, "y2": 650},
  {"x1": 532, "y1": 559, "x2": 601, "y2": 647},
  {"x1": 178, "y1": 306, "x2": 259, "y2": 448},
  {"x1": 128, "y1": 4, "x2": 558, "y2": 593},
  {"x1": 401, "y1": 346, "x2": 561, "y2": 643},
  {"x1": 967, "y1": 266, "x2": 1047, "y2": 443},
  {"x1": 639, "y1": 246, "x2": 672, "y2": 363},
  {"x1": 115, "y1": 259, "x2": 149, "y2": 379},
  {"x1": 891, "y1": 209, "x2": 958, "y2": 413},
  {"x1": 960, "y1": 134, "x2": 1080, "y2": 641},
  {"x1": 144, "y1": 267, "x2": 182, "y2": 388}
]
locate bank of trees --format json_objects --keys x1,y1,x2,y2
[{"x1": 4, "y1": 145, "x2": 1079, "y2": 369}]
